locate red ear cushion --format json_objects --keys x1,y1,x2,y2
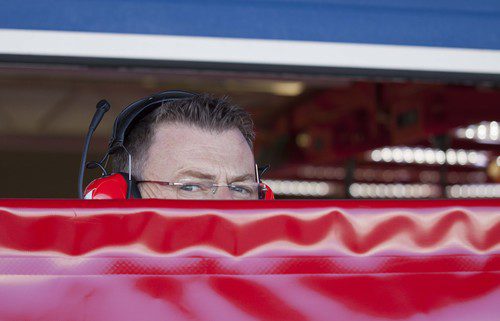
[
  {"x1": 84, "y1": 173, "x2": 129, "y2": 199},
  {"x1": 263, "y1": 184, "x2": 275, "y2": 200}
]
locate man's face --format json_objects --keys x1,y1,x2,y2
[{"x1": 139, "y1": 123, "x2": 257, "y2": 200}]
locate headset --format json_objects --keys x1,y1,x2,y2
[{"x1": 78, "y1": 90, "x2": 275, "y2": 200}]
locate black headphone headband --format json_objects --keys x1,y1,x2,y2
[{"x1": 108, "y1": 90, "x2": 197, "y2": 153}]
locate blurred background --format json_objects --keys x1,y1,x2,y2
[{"x1": 0, "y1": 0, "x2": 499, "y2": 199}]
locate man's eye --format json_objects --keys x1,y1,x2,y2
[
  {"x1": 229, "y1": 185, "x2": 252, "y2": 194},
  {"x1": 180, "y1": 184, "x2": 203, "y2": 192}
]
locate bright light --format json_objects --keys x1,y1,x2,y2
[
  {"x1": 477, "y1": 124, "x2": 487, "y2": 140},
  {"x1": 456, "y1": 150, "x2": 468, "y2": 165},
  {"x1": 371, "y1": 150, "x2": 382, "y2": 162},
  {"x1": 435, "y1": 150, "x2": 446, "y2": 165},
  {"x1": 403, "y1": 147, "x2": 414, "y2": 163},
  {"x1": 393, "y1": 148, "x2": 404, "y2": 163},
  {"x1": 455, "y1": 121, "x2": 500, "y2": 144},
  {"x1": 446, "y1": 184, "x2": 500, "y2": 198},
  {"x1": 265, "y1": 180, "x2": 336, "y2": 197},
  {"x1": 424, "y1": 148, "x2": 436, "y2": 164},
  {"x1": 349, "y1": 184, "x2": 360, "y2": 197},
  {"x1": 465, "y1": 128, "x2": 475, "y2": 139},
  {"x1": 269, "y1": 81, "x2": 305, "y2": 96},
  {"x1": 467, "y1": 152, "x2": 478, "y2": 164},
  {"x1": 349, "y1": 183, "x2": 439, "y2": 199},
  {"x1": 446, "y1": 149, "x2": 457, "y2": 165},
  {"x1": 368, "y1": 146, "x2": 489, "y2": 167},
  {"x1": 381, "y1": 147, "x2": 392, "y2": 162},
  {"x1": 413, "y1": 148, "x2": 424, "y2": 164},
  {"x1": 490, "y1": 121, "x2": 499, "y2": 140}
]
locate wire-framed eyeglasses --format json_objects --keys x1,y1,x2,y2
[{"x1": 136, "y1": 180, "x2": 264, "y2": 200}]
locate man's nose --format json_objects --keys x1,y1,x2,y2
[{"x1": 212, "y1": 186, "x2": 233, "y2": 200}]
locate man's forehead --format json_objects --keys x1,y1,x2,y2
[{"x1": 145, "y1": 122, "x2": 255, "y2": 180}]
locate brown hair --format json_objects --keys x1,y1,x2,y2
[{"x1": 112, "y1": 93, "x2": 255, "y2": 177}]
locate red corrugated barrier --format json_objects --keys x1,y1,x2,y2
[{"x1": 0, "y1": 199, "x2": 499, "y2": 321}]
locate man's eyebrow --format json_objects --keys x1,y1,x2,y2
[
  {"x1": 230, "y1": 173, "x2": 255, "y2": 183},
  {"x1": 174, "y1": 170, "x2": 255, "y2": 183},
  {"x1": 175, "y1": 169, "x2": 216, "y2": 180}
]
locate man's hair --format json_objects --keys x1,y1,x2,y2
[{"x1": 112, "y1": 93, "x2": 255, "y2": 177}]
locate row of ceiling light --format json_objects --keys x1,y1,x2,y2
[
  {"x1": 368, "y1": 147, "x2": 488, "y2": 167},
  {"x1": 455, "y1": 121, "x2": 499, "y2": 144},
  {"x1": 264, "y1": 180, "x2": 500, "y2": 199},
  {"x1": 264, "y1": 179, "x2": 336, "y2": 197}
]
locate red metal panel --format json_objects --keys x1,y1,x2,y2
[{"x1": 0, "y1": 199, "x2": 499, "y2": 320}]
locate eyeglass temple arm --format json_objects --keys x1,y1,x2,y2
[{"x1": 257, "y1": 164, "x2": 270, "y2": 181}]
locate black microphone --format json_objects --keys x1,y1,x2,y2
[
  {"x1": 78, "y1": 100, "x2": 111, "y2": 199},
  {"x1": 89, "y1": 100, "x2": 111, "y2": 130}
]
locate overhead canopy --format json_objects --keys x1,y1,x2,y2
[{"x1": 1, "y1": 0, "x2": 500, "y2": 79}]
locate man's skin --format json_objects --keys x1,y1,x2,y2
[{"x1": 138, "y1": 123, "x2": 256, "y2": 199}]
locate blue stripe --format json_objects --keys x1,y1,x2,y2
[{"x1": 1, "y1": 0, "x2": 500, "y2": 50}]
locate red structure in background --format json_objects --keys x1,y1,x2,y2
[
  {"x1": 0, "y1": 199, "x2": 499, "y2": 321},
  {"x1": 258, "y1": 83, "x2": 500, "y2": 198}
]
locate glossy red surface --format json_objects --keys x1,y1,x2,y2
[{"x1": 0, "y1": 199, "x2": 498, "y2": 320}]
